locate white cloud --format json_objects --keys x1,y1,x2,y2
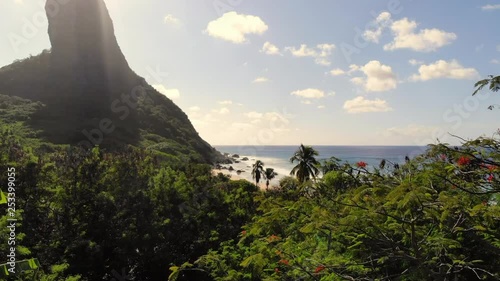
[
  {"x1": 189, "y1": 106, "x2": 201, "y2": 112},
  {"x1": 164, "y1": 14, "x2": 180, "y2": 25},
  {"x1": 363, "y1": 12, "x2": 392, "y2": 43},
  {"x1": 13, "y1": 0, "x2": 23, "y2": 4},
  {"x1": 245, "y1": 111, "x2": 263, "y2": 119},
  {"x1": 497, "y1": 44, "x2": 500, "y2": 52},
  {"x1": 491, "y1": 59, "x2": 500, "y2": 64},
  {"x1": 329, "y1": 68, "x2": 346, "y2": 76},
  {"x1": 317, "y1": 105, "x2": 325, "y2": 109},
  {"x1": 291, "y1": 88, "x2": 325, "y2": 99},
  {"x1": 261, "y1": 42, "x2": 282, "y2": 55},
  {"x1": 153, "y1": 84, "x2": 180, "y2": 99},
  {"x1": 384, "y1": 18, "x2": 457, "y2": 52},
  {"x1": 410, "y1": 60, "x2": 480, "y2": 81},
  {"x1": 286, "y1": 44, "x2": 317, "y2": 57},
  {"x1": 253, "y1": 77, "x2": 270, "y2": 83},
  {"x1": 328, "y1": 91, "x2": 336, "y2": 97},
  {"x1": 301, "y1": 100, "x2": 312, "y2": 105},
  {"x1": 385, "y1": 124, "x2": 439, "y2": 138},
  {"x1": 409, "y1": 59, "x2": 424, "y2": 66},
  {"x1": 482, "y1": 4, "x2": 500, "y2": 10},
  {"x1": 205, "y1": 12, "x2": 268, "y2": 44},
  {"x1": 350, "y1": 60, "x2": 397, "y2": 92},
  {"x1": 343, "y1": 96, "x2": 393, "y2": 113},
  {"x1": 218, "y1": 100, "x2": 233, "y2": 105},
  {"x1": 285, "y1": 43, "x2": 335, "y2": 66},
  {"x1": 212, "y1": 107, "x2": 230, "y2": 115}
]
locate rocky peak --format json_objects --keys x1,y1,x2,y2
[{"x1": 45, "y1": 0, "x2": 132, "y2": 89}]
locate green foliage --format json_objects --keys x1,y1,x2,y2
[
  {"x1": 0, "y1": 127, "x2": 260, "y2": 280},
  {"x1": 191, "y1": 138, "x2": 500, "y2": 281}
]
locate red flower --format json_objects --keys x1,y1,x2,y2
[
  {"x1": 488, "y1": 165, "x2": 498, "y2": 171},
  {"x1": 268, "y1": 235, "x2": 280, "y2": 242},
  {"x1": 440, "y1": 154, "x2": 447, "y2": 161},
  {"x1": 275, "y1": 268, "x2": 280, "y2": 273},
  {"x1": 487, "y1": 174, "x2": 494, "y2": 182},
  {"x1": 356, "y1": 161, "x2": 367, "y2": 168},
  {"x1": 278, "y1": 259, "x2": 289, "y2": 265},
  {"x1": 314, "y1": 265, "x2": 326, "y2": 273},
  {"x1": 457, "y1": 156, "x2": 471, "y2": 166},
  {"x1": 241, "y1": 230, "x2": 247, "y2": 236}
]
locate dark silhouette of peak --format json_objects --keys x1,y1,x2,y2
[
  {"x1": 0, "y1": 0, "x2": 220, "y2": 163},
  {"x1": 46, "y1": 0, "x2": 131, "y2": 91}
]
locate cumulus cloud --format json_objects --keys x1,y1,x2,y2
[
  {"x1": 261, "y1": 42, "x2": 282, "y2": 55},
  {"x1": 384, "y1": 18, "x2": 456, "y2": 52},
  {"x1": 253, "y1": 77, "x2": 270, "y2": 83},
  {"x1": 350, "y1": 60, "x2": 397, "y2": 92},
  {"x1": 482, "y1": 4, "x2": 500, "y2": 10},
  {"x1": 285, "y1": 43, "x2": 336, "y2": 66},
  {"x1": 363, "y1": 12, "x2": 392, "y2": 43},
  {"x1": 291, "y1": 88, "x2": 325, "y2": 99},
  {"x1": 410, "y1": 60, "x2": 480, "y2": 81},
  {"x1": 164, "y1": 14, "x2": 180, "y2": 25},
  {"x1": 205, "y1": 12, "x2": 268, "y2": 44},
  {"x1": 153, "y1": 84, "x2": 180, "y2": 99},
  {"x1": 329, "y1": 68, "x2": 346, "y2": 76},
  {"x1": 343, "y1": 96, "x2": 393, "y2": 113},
  {"x1": 245, "y1": 111, "x2": 263, "y2": 119},
  {"x1": 409, "y1": 59, "x2": 424, "y2": 66},
  {"x1": 212, "y1": 107, "x2": 230, "y2": 115}
]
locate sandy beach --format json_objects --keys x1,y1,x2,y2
[{"x1": 211, "y1": 169, "x2": 269, "y2": 190}]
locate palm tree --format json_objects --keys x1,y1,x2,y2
[
  {"x1": 264, "y1": 168, "x2": 278, "y2": 190},
  {"x1": 290, "y1": 144, "x2": 320, "y2": 183},
  {"x1": 251, "y1": 160, "x2": 265, "y2": 186}
]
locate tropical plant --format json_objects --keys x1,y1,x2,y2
[
  {"x1": 264, "y1": 168, "x2": 278, "y2": 190},
  {"x1": 290, "y1": 144, "x2": 320, "y2": 183},
  {"x1": 473, "y1": 74, "x2": 500, "y2": 109},
  {"x1": 251, "y1": 160, "x2": 265, "y2": 186}
]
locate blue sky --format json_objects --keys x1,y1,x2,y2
[{"x1": 1, "y1": 0, "x2": 499, "y2": 145}]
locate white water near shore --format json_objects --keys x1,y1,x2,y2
[{"x1": 214, "y1": 145, "x2": 428, "y2": 186}]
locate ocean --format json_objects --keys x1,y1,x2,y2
[{"x1": 214, "y1": 145, "x2": 429, "y2": 183}]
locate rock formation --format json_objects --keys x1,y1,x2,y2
[{"x1": 0, "y1": 0, "x2": 219, "y2": 163}]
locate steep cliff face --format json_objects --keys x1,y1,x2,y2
[
  {"x1": 0, "y1": 0, "x2": 219, "y2": 163},
  {"x1": 46, "y1": 0, "x2": 132, "y2": 92}
]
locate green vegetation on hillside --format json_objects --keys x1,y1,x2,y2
[
  {"x1": 0, "y1": 74, "x2": 499, "y2": 281},
  {"x1": 0, "y1": 51, "x2": 220, "y2": 163}
]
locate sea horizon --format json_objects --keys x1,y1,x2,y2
[{"x1": 214, "y1": 145, "x2": 429, "y2": 183}]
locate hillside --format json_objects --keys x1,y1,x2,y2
[{"x1": 0, "y1": 0, "x2": 220, "y2": 163}]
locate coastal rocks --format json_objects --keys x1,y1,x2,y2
[
  {"x1": 242, "y1": 157, "x2": 249, "y2": 161},
  {"x1": 232, "y1": 154, "x2": 240, "y2": 158}
]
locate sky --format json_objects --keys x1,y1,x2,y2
[{"x1": 1, "y1": 0, "x2": 499, "y2": 146}]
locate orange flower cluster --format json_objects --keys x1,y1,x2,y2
[
  {"x1": 457, "y1": 156, "x2": 471, "y2": 166},
  {"x1": 314, "y1": 265, "x2": 326, "y2": 273},
  {"x1": 356, "y1": 161, "x2": 367, "y2": 168}
]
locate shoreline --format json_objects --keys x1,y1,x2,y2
[{"x1": 211, "y1": 169, "x2": 269, "y2": 190}]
